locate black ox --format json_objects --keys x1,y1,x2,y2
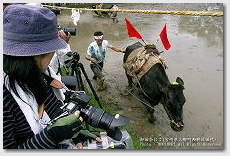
[{"x1": 123, "y1": 42, "x2": 186, "y2": 131}]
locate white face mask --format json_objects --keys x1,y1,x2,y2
[{"x1": 94, "y1": 35, "x2": 103, "y2": 40}]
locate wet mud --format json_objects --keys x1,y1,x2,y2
[{"x1": 58, "y1": 3, "x2": 223, "y2": 149}]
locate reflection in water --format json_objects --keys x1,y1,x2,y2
[{"x1": 178, "y1": 15, "x2": 223, "y2": 46}]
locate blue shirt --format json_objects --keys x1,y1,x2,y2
[{"x1": 87, "y1": 40, "x2": 109, "y2": 63}]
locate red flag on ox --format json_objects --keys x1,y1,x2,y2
[
  {"x1": 125, "y1": 18, "x2": 143, "y2": 39},
  {"x1": 159, "y1": 24, "x2": 171, "y2": 50}
]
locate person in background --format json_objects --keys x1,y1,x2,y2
[
  {"x1": 85, "y1": 31, "x2": 124, "y2": 91},
  {"x1": 3, "y1": 4, "x2": 102, "y2": 149},
  {"x1": 50, "y1": 30, "x2": 72, "y2": 75}
]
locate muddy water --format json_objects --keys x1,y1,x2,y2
[{"x1": 57, "y1": 3, "x2": 223, "y2": 149}]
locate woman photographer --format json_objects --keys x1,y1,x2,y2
[{"x1": 3, "y1": 4, "x2": 101, "y2": 149}]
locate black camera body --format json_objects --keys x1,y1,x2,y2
[
  {"x1": 61, "y1": 90, "x2": 130, "y2": 141},
  {"x1": 63, "y1": 91, "x2": 90, "y2": 112},
  {"x1": 58, "y1": 25, "x2": 76, "y2": 36}
]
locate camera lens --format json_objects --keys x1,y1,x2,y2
[
  {"x1": 82, "y1": 106, "x2": 113, "y2": 129},
  {"x1": 82, "y1": 106, "x2": 129, "y2": 131}
]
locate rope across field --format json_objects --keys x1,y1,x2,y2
[{"x1": 42, "y1": 4, "x2": 223, "y2": 17}]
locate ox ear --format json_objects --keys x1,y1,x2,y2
[{"x1": 176, "y1": 77, "x2": 184, "y2": 86}]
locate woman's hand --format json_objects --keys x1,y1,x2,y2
[
  {"x1": 46, "y1": 110, "x2": 83, "y2": 143},
  {"x1": 75, "y1": 110, "x2": 83, "y2": 122},
  {"x1": 74, "y1": 131, "x2": 107, "y2": 149}
]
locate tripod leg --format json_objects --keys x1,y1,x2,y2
[
  {"x1": 74, "y1": 67, "x2": 85, "y2": 91},
  {"x1": 79, "y1": 63, "x2": 103, "y2": 109}
]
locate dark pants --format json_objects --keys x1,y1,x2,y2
[{"x1": 90, "y1": 62, "x2": 104, "y2": 78}]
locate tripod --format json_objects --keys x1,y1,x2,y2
[{"x1": 62, "y1": 51, "x2": 103, "y2": 109}]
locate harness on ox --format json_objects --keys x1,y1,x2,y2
[{"x1": 123, "y1": 45, "x2": 168, "y2": 84}]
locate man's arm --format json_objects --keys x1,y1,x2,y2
[
  {"x1": 108, "y1": 44, "x2": 124, "y2": 53},
  {"x1": 85, "y1": 54, "x2": 97, "y2": 63}
]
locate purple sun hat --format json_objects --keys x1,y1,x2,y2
[{"x1": 3, "y1": 4, "x2": 67, "y2": 56}]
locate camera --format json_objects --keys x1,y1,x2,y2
[
  {"x1": 65, "y1": 51, "x2": 80, "y2": 65},
  {"x1": 57, "y1": 90, "x2": 130, "y2": 141},
  {"x1": 58, "y1": 25, "x2": 77, "y2": 36}
]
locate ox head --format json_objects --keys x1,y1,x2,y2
[{"x1": 157, "y1": 77, "x2": 186, "y2": 131}]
